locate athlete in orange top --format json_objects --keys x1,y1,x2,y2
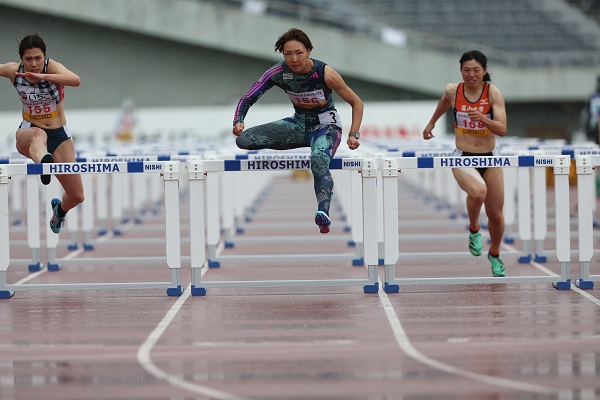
[
  {"x1": 0, "y1": 34, "x2": 84, "y2": 234},
  {"x1": 423, "y1": 50, "x2": 507, "y2": 277}
]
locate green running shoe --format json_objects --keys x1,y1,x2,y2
[
  {"x1": 468, "y1": 231, "x2": 482, "y2": 256},
  {"x1": 488, "y1": 253, "x2": 506, "y2": 277}
]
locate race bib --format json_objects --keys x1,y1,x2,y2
[
  {"x1": 287, "y1": 89, "x2": 327, "y2": 109},
  {"x1": 455, "y1": 110, "x2": 491, "y2": 136},
  {"x1": 318, "y1": 110, "x2": 342, "y2": 128},
  {"x1": 22, "y1": 101, "x2": 58, "y2": 121}
]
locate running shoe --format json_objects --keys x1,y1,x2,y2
[
  {"x1": 314, "y1": 211, "x2": 331, "y2": 234},
  {"x1": 40, "y1": 152, "x2": 54, "y2": 185},
  {"x1": 468, "y1": 230, "x2": 482, "y2": 256},
  {"x1": 488, "y1": 253, "x2": 506, "y2": 277},
  {"x1": 50, "y1": 198, "x2": 65, "y2": 234}
]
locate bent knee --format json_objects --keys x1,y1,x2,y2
[{"x1": 71, "y1": 191, "x2": 85, "y2": 206}]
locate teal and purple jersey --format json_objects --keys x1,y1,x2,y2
[{"x1": 233, "y1": 59, "x2": 336, "y2": 127}]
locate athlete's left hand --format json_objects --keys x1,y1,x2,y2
[
  {"x1": 347, "y1": 136, "x2": 360, "y2": 150},
  {"x1": 15, "y1": 71, "x2": 44, "y2": 83}
]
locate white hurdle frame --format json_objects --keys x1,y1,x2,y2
[
  {"x1": 380, "y1": 155, "x2": 572, "y2": 293},
  {"x1": 0, "y1": 161, "x2": 183, "y2": 299},
  {"x1": 575, "y1": 155, "x2": 599, "y2": 289},
  {"x1": 187, "y1": 158, "x2": 380, "y2": 296}
]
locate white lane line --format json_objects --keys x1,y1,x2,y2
[
  {"x1": 136, "y1": 285, "x2": 248, "y2": 400},
  {"x1": 377, "y1": 281, "x2": 559, "y2": 396},
  {"x1": 136, "y1": 242, "x2": 249, "y2": 400},
  {"x1": 502, "y1": 243, "x2": 600, "y2": 308}
]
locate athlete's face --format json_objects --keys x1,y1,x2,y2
[
  {"x1": 283, "y1": 40, "x2": 312, "y2": 74},
  {"x1": 21, "y1": 48, "x2": 45, "y2": 73},
  {"x1": 460, "y1": 60, "x2": 486, "y2": 87}
]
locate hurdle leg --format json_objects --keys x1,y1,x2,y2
[
  {"x1": 46, "y1": 181, "x2": 62, "y2": 271},
  {"x1": 82, "y1": 174, "x2": 95, "y2": 250},
  {"x1": 205, "y1": 171, "x2": 221, "y2": 268},
  {"x1": 26, "y1": 175, "x2": 43, "y2": 272},
  {"x1": 382, "y1": 159, "x2": 399, "y2": 293},
  {"x1": 552, "y1": 156, "x2": 571, "y2": 290},
  {"x1": 533, "y1": 166, "x2": 547, "y2": 263},
  {"x1": 517, "y1": 166, "x2": 532, "y2": 263},
  {"x1": 188, "y1": 162, "x2": 208, "y2": 296},
  {"x1": 362, "y1": 159, "x2": 379, "y2": 293},
  {"x1": 163, "y1": 163, "x2": 183, "y2": 296},
  {"x1": 0, "y1": 167, "x2": 15, "y2": 299},
  {"x1": 350, "y1": 169, "x2": 364, "y2": 266},
  {"x1": 576, "y1": 156, "x2": 595, "y2": 289}
]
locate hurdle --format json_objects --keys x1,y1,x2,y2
[
  {"x1": 200, "y1": 155, "x2": 365, "y2": 268},
  {"x1": 187, "y1": 158, "x2": 380, "y2": 295},
  {"x1": 379, "y1": 154, "x2": 573, "y2": 293},
  {"x1": 575, "y1": 155, "x2": 599, "y2": 289},
  {"x1": 0, "y1": 160, "x2": 184, "y2": 298}
]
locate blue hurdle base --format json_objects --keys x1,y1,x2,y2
[
  {"x1": 518, "y1": 254, "x2": 532, "y2": 264},
  {"x1": 68, "y1": 243, "x2": 79, "y2": 251},
  {"x1": 534, "y1": 254, "x2": 547, "y2": 263},
  {"x1": 363, "y1": 283, "x2": 379, "y2": 293},
  {"x1": 0, "y1": 290, "x2": 15, "y2": 299},
  {"x1": 83, "y1": 243, "x2": 95, "y2": 251},
  {"x1": 47, "y1": 262, "x2": 61, "y2": 272},
  {"x1": 503, "y1": 236, "x2": 515, "y2": 244},
  {"x1": 347, "y1": 240, "x2": 355, "y2": 247},
  {"x1": 352, "y1": 257, "x2": 364, "y2": 267},
  {"x1": 224, "y1": 241, "x2": 234, "y2": 249},
  {"x1": 191, "y1": 285, "x2": 207, "y2": 296},
  {"x1": 384, "y1": 283, "x2": 400, "y2": 293},
  {"x1": 575, "y1": 279, "x2": 594, "y2": 290},
  {"x1": 236, "y1": 227, "x2": 245, "y2": 234},
  {"x1": 28, "y1": 262, "x2": 44, "y2": 272},
  {"x1": 552, "y1": 280, "x2": 571, "y2": 290},
  {"x1": 166, "y1": 285, "x2": 184, "y2": 297},
  {"x1": 208, "y1": 260, "x2": 220, "y2": 268}
]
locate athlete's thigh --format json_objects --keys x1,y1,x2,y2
[
  {"x1": 242, "y1": 118, "x2": 307, "y2": 150},
  {"x1": 310, "y1": 124, "x2": 341, "y2": 158},
  {"x1": 483, "y1": 167, "x2": 504, "y2": 211},
  {"x1": 53, "y1": 139, "x2": 83, "y2": 193},
  {"x1": 15, "y1": 127, "x2": 44, "y2": 157},
  {"x1": 452, "y1": 167, "x2": 486, "y2": 195}
]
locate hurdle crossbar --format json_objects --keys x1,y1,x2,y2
[
  {"x1": 380, "y1": 155, "x2": 572, "y2": 292},
  {"x1": 0, "y1": 161, "x2": 183, "y2": 298},
  {"x1": 187, "y1": 158, "x2": 380, "y2": 295}
]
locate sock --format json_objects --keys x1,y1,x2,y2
[{"x1": 57, "y1": 204, "x2": 67, "y2": 218}]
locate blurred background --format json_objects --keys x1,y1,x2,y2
[{"x1": 0, "y1": 0, "x2": 599, "y2": 146}]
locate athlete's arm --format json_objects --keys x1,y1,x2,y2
[
  {"x1": 324, "y1": 65, "x2": 363, "y2": 150},
  {"x1": 0, "y1": 62, "x2": 19, "y2": 80},
  {"x1": 423, "y1": 83, "x2": 456, "y2": 140},
  {"x1": 324, "y1": 65, "x2": 363, "y2": 133},
  {"x1": 468, "y1": 84, "x2": 507, "y2": 137},
  {"x1": 14, "y1": 59, "x2": 80, "y2": 87}
]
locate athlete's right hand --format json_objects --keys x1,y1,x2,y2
[
  {"x1": 423, "y1": 123, "x2": 435, "y2": 140},
  {"x1": 232, "y1": 123, "x2": 244, "y2": 136}
]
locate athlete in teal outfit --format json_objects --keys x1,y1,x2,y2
[{"x1": 233, "y1": 28, "x2": 364, "y2": 234}]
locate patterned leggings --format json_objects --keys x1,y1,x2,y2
[{"x1": 235, "y1": 116, "x2": 342, "y2": 214}]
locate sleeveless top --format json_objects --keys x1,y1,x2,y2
[
  {"x1": 234, "y1": 59, "x2": 336, "y2": 127},
  {"x1": 453, "y1": 82, "x2": 493, "y2": 136},
  {"x1": 13, "y1": 58, "x2": 64, "y2": 123}
]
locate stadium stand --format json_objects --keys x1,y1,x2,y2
[{"x1": 205, "y1": 0, "x2": 600, "y2": 68}]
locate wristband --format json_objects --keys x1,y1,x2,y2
[{"x1": 349, "y1": 131, "x2": 360, "y2": 139}]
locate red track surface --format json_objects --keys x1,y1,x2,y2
[{"x1": 2, "y1": 174, "x2": 599, "y2": 400}]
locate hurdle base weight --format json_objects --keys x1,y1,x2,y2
[
  {"x1": 28, "y1": 262, "x2": 44, "y2": 272},
  {"x1": 191, "y1": 285, "x2": 207, "y2": 296},
  {"x1": 384, "y1": 283, "x2": 399, "y2": 293},
  {"x1": 166, "y1": 285, "x2": 184, "y2": 296},
  {"x1": 363, "y1": 283, "x2": 379, "y2": 293},
  {"x1": 552, "y1": 280, "x2": 571, "y2": 290},
  {"x1": 575, "y1": 279, "x2": 594, "y2": 290},
  {"x1": 0, "y1": 290, "x2": 15, "y2": 299},
  {"x1": 47, "y1": 262, "x2": 61, "y2": 272}
]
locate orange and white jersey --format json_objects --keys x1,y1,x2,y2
[{"x1": 453, "y1": 82, "x2": 493, "y2": 136}]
